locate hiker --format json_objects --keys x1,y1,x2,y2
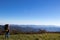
[{"x1": 4, "y1": 24, "x2": 9, "y2": 38}]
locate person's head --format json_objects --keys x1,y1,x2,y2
[{"x1": 4, "y1": 24, "x2": 9, "y2": 30}]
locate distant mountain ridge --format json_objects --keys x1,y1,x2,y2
[{"x1": 0, "y1": 25, "x2": 60, "y2": 34}]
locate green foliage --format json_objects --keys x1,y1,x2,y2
[{"x1": 0, "y1": 33, "x2": 60, "y2": 40}]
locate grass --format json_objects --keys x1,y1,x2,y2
[{"x1": 0, "y1": 33, "x2": 60, "y2": 40}]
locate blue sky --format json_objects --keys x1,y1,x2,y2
[{"x1": 0, "y1": 0, "x2": 60, "y2": 26}]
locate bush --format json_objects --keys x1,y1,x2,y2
[{"x1": 35, "y1": 38, "x2": 39, "y2": 40}]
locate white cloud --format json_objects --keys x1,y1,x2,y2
[{"x1": 0, "y1": 19, "x2": 60, "y2": 27}]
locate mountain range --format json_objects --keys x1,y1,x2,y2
[{"x1": 0, "y1": 25, "x2": 60, "y2": 34}]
